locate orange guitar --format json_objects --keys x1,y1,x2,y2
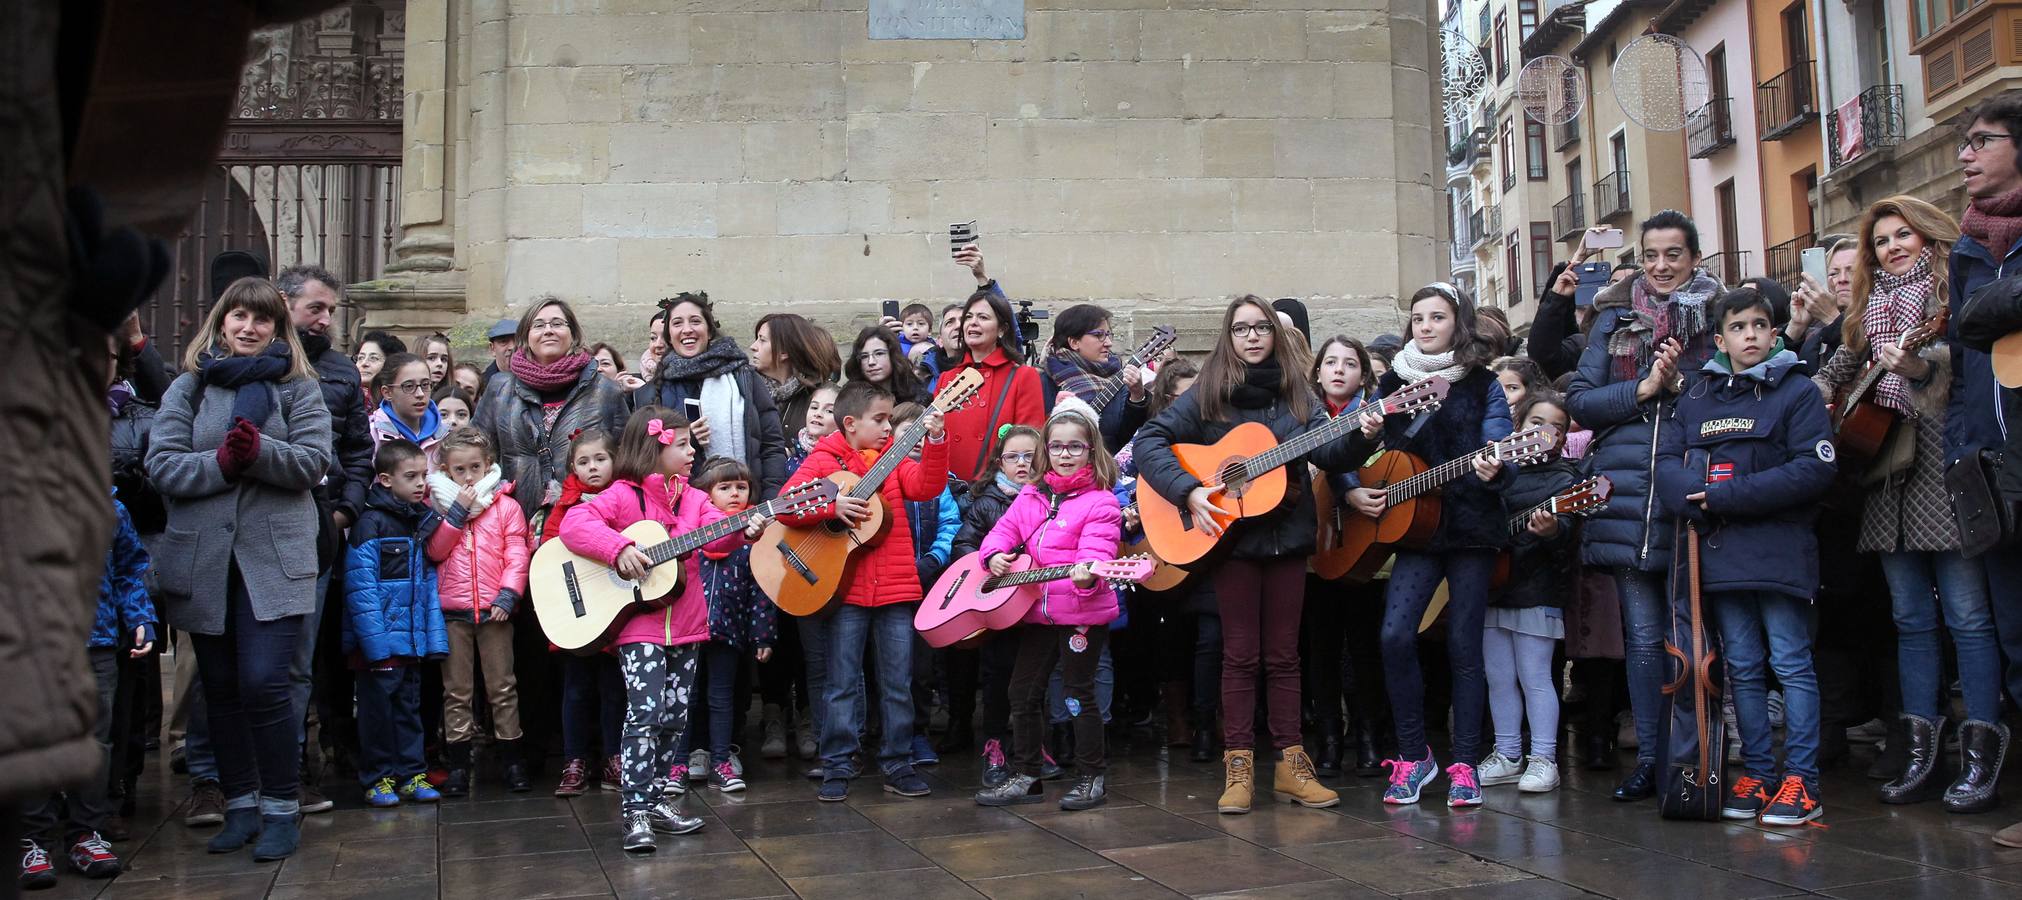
[
  {"x1": 1115, "y1": 502, "x2": 1193, "y2": 592},
  {"x1": 1333, "y1": 427, "x2": 1557, "y2": 582},
  {"x1": 1136, "y1": 377, "x2": 1449, "y2": 566},
  {"x1": 1833, "y1": 308, "x2": 1946, "y2": 472},
  {"x1": 752, "y1": 369, "x2": 986, "y2": 616}
]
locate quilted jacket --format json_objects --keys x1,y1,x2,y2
[
  {"x1": 343, "y1": 484, "x2": 450, "y2": 665},
  {"x1": 558, "y1": 475, "x2": 744, "y2": 647},
  {"x1": 94, "y1": 495, "x2": 157, "y2": 650},
  {"x1": 977, "y1": 468, "x2": 1123, "y2": 627},
  {"x1": 425, "y1": 467, "x2": 531, "y2": 620},
  {"x1": 774, "y1": 430, "x2": 951, "y2": 607}
]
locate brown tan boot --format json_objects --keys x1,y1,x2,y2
[
  {"x1": 1274, "y1": 745, "x2": 1341, "y2": 808},
  {"x1": 1217, "y1": 749, "x2": 1254, "y2": 815}
]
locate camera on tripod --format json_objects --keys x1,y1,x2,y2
[{"x1": 1014, "y1": 299, "x2": 1047, "y2": 349}]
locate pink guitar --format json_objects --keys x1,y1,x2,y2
[{"x1": 915, "y1": 553, "x2": 1156, "y2": 648}]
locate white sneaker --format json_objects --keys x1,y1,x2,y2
[
  {"x1": 1477, "y1": 751, "x2": 1523, "y2": 786},
  {"x1": 687, "y1": 749, "x2": 710, "y2": 783},
  {"x1": 1518, "y1": 755, "x2": 1561, "y2": 793}
]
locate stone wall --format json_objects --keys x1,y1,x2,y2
[{"x1": 368, "y1": 0, "x2": 1445, "y2": 354}]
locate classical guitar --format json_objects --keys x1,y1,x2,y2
[
  {"x1": 1137, "y1": 376, "x2": 1449, "y2": 566},
  {"x1": 752, "y1": 369, "x2": 987, "y2": 616},
  {"x1": 529, "y1": 479, "x2": 839, "y2": 653},
  {"x1": 1490, "y1": 476, "x2": 1613, "y2": 587},
  {"x1": 1834, "y1": 308, "x2": 1947, "y2": 470},
  {"x1": 916, "y1": 553, "x2": 1156, "y2": 648},
  {"x1": 1333, "y1": 426, "x2": 1557, "y2": 582},
  {"x1": 1065, "y1": 325, "x2": 1179, "y2": 412}
]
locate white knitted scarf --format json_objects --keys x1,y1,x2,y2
[{"x1": 1390, "y1": 342, "x2": 1470, "y2": 385}]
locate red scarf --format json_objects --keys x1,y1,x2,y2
[
  {"x1": 539, "y1": 473, "x2": 597, "y2": 545},
  {"x1": 1962, "y1": 185, "x2": 2022, "y2": 258},
  {"x1": 509, "y1": 347, "x2": 592, "y2": 393}
]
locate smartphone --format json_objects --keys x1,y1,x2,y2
[
  {"x1": 683, "y1": 397, "x2": 702, "y2": 423},
  {"x1": 1585, "y1": 227, "x2": 1625, "y2": 250},
  {"x1": 1573, "y1": 261, "x2": 1614, "y2": 307},
  {"x1": 950, "y1": 221, "x2": 977, "y2": 257},
  {"x1": 1801, "y1": 246, "x2": 1828, "y2": 287},
  {"x1": 881, "y1": 300, "x2": 901, "y2": 322}
]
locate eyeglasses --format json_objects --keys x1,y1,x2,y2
[
  {"x1": 530, "y1": 318, "x2": 570, "y2": 333},
  {"x1": 1082, "y1": 329, "x2": 1112, "y2": 341},
  {"x1": 1047, "y1": 442, "x2": 1089, "y2": 458},
  {"x1": 857, "y1": 349, "x2": 890, "y2": 361},
  {"x1": 393, "y1": 381, "x2": 430, "y2": 396},
  {"x1": 1960, "y1": 132, "x2": 2014, "y2": 153},
  {"x1": 1229, "y1": 322, "x2": 1275, "y2": 338},
  {"x1": 999, "y1": 451, "x2": 1036, "y2": 464}
]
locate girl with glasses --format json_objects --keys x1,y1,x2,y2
[
  {"x1": 845, "y1": 325, "x2": 929, "y2": 405},
  {"x1": 948, "y1": 424, "x2": 1044, "y2": 786},
  {"x1": 368, "y1": 353, "x2": 448, "y2": 469}
]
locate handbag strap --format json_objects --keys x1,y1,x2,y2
[{"x1": 970, "y1": 366, "x2": 1020, "y2": 476}]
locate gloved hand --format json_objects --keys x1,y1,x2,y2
[{"x1": 216, "y1": 417, "x2": 261, "y2": 479}]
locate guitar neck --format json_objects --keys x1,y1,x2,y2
[
  {"x1": 990, "y1": 562, "x2": 1083, "y2": 589},
  {"x1": 1383, "y1": 451, "x2": 1480, "y2": 507},
  {"x1": 1087, "y1": 348, "x2": 1153, "y2": 412},
  {"x1": 1507, "y1": 498, "x2": 1555, "y2": 535},
  {"x1": 1238, "y1": 401, "x2": 1372, "y2": 483},
  {"x1": 848, "y1": 419, "x2": 931, "y2": 502},
  {"x1": 643, "y1": 497, "x2": 780, "y2": 565},
  {"x1": 1843, "y1": 361, "x2": 1888, "y2": 409}
]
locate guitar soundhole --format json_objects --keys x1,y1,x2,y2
[
  {"x1": 1218, "y1": 456, "x2": 1251, "y2": 498},
  {"x1": 821, "y1": 519, "x2": 849, "y2": 535}
]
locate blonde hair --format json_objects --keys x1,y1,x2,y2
[
  {"x1": 438, "y1": 426, "x2": 494, "y2": 464},
  {"x1": 182, "y1": 277, "x2": 316, "y2": 380},
  {"x1": 1846, "y1": 195, "x2": 1959, "y2": 354},
  {"x1": 1035, "y1": 412, "x2": 1118, "y2": 490}
]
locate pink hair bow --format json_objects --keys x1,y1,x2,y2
[{"x1": 647, "y1": 419, "x2": 677, "y2": 445}]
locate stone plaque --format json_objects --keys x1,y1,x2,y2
[{"x1": 869, "y1": 0, "x2": 1025, "y2": 41}]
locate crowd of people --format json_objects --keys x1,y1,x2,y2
[{"x1": 21, "y1": 92, "x2": 2022, "y2": 886}]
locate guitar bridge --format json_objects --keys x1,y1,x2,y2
[
  {"x1": 938, "y1": 570, "x2": 971, "y2": 609},
  {"x1": 561, "y1": 562, "x2": 586, "y2": 618},
  {"x1": 777, "y1": 540, "x2": 817, "y2": 585}
]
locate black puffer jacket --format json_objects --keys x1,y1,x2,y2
[
  {"x1": 953, "y1": 477, "x2": 1019, "y2": 560},
  {"x1": 1491, "y1": 457, "x2": 1581, "y2": 610},
  {"x1": 1957, "y1": 271, "x2": 2022, "y2": 502},
  {"x1": 477, "y1": 363, "x2": 632, "y2": 518},
  {"x1": 301, "y1": 332, "x2": 375, "y2": 566},
  {"x1": 1134, "y1": 384, "x2": 1364, "y2": 561},
  {"x1": 633, "y1": 357, "x2": 788, "y2": 501}
]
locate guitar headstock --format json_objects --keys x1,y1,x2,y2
[
  {"x1": 1134, "y1": 326, "x2": 1178, "y2": 364},
  {"x1": 932, "y1": 368, "x2": 987, "y2": 415},
  {"x1": 1092, "y1": 555, "x2": 1158, "y2": 585},
  {"x1": 772, "y1": 478, "x2": 840, "y2": 517},
  {"x1": 1491, "y1": 427, "x2": 1554, "y2": 467},
  {"x1": 1382, "y1": 376, "x2": 1450, "y2": 417},
  {"x1": 1903, "y1": 308, "x2": 1950, "y2": 351},
  {"x1": 1549, "y1": 475, "x2": 1613, "y2": 516}
]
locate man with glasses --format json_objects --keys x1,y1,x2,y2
[
  {"x1": 1949, "y1": 92, "x2": 2022, "y2": 846},
  {"x1": 1041, "y1": 304, "x2": 1149, "y2": 449}
]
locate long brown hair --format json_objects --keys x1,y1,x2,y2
[
  {"x1": 756, "y1": 313, "x2": 843, "y2": 385},
  {"x1": 1148, "y1": 356, "x2": 1199, "y2": 419},
  {"x1": 1193, "y1": 295, "x2": 1313, "y2": 422},
  {"x1": 182, "y1": 277, "x2": 316, "y2": 380},
  {"x1": 1845, "y1": 195, "x2": 1958, "y2": 354},
  {"x1": 1406, "y1": 284, "x2": 1497, "y2": 369}
]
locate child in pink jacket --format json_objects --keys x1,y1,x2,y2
[
  {"x1": 971, "y1": 399, "x2": 1122, "y2": 813},
  {"x1": 557, "y1": 407, "x2": 768, "y2": 854},
  {"x1": 425, "y1": 428, "x2": 530, "y2": 796}
]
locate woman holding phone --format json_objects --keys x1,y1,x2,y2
[{"x1": 633, "y1": 291, "x2": 788, "y2": 500}]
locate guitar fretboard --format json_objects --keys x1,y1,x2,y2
[
  {"x1": 1086, "y1": 330, "x2": 1174, "y2": 412},
  {"x1": 1507, "y1": 497, "x2": 1563, "y2": 536},
  {"x1": 642, "y1": 496, "x2": 791, "y2": 566},
  {"x1": 1381, "y1": 428, "x2": 1544, "y2": 509},
  {"x1": 986, "y1": 563, "x2": 1085, "y2": 590},
  {"x1": 849, "y1": 419, "x2": 930, "y2": 503}
]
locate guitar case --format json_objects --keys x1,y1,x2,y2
[{"x1": 1656, "y1": 514, "x2": 1726, "y2": 821}]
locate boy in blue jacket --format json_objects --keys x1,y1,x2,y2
[
  {"x1": 344, "y1": 439, "x2": 450, "y2": 808},
  {"x1": 1655, "y1": 287, "x2": 1837, "y2": 827}
]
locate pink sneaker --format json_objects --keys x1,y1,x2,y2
[{"x1": 665, "y1": 764, "x2": 687, "y2": 796}]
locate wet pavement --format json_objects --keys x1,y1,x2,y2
[{"x1": 35, "y1": 726, "x2": 2022, "y2": 899}]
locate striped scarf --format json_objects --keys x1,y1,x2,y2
[{"x1": 1863, "y1": 249, "x2": 1934, "y2": 415}]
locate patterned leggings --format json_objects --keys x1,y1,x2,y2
[{"x1": 617, "y1": 643, "x2": 699, "y2": 815}]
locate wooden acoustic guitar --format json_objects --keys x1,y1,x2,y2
[
  {"x1": 1061, "y1": 325, "x2": 1178, "y2": 412},
  {"x1": 752, "y1": 369, "x2": 987, "y2": 617},
  {"x1": 915, "y1": 554, "x2": 1156, "y2": 648},
  {"x1": 1332, "y1": 426, "x2": 1558, "y2": 582},
  {"x1": 529, "y1": 479, "x2": 839, "y2": 653},
  {"x1": 1490, "y1": 476, "x2": 1613, "y2": 587},
  {"x1": 1833, "y1": 308, "x2": 1946, "y2": 471},
  {"x1": 1136, "y1": 376, "x2": 1449, "y2": 567}
]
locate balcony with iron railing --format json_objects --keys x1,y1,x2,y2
[
  {"x1": 1553, "y1": 191, "x2": 1586, "y2": 241},
  {"x1": 1470, "y1": 126, "x2": 1493, "y2": 174},
  {"x1": 1826, "y1": 84, "x2": 1906, "y2": 168},
  {"x1": 1687, "y1": 98, "x2": 1736, "y2": 159},
  {"x1": 1700, "y1": 250, "x2": 1751, "y2": 286},
  {"x1": 1764, "y1": 233, "x2": 1817, "y2": 287},
  {"x1": 1556, "y1": 115, "x2": 1580, "y2": 150},
  {"x1": 1594, "y1": 169, "x2": 1632, "y2": 222},
  {"x1": 1757, "y1": 61, "x2": 1818, "y2": 141},
  {"x1": 1474, "y1": 206, "x2": 1503, "y2": 250}
]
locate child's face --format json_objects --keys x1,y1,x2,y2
[
  {"x1": 572, "y1": 440, "x2": 614, "y2": 490},
  {"x1": 894, "y1": 415, "x2": 925, "y2": 461},
  {"x1": 1317, "y1": 344, "x2": 1363, "y2": 403},
  {"x1": 658, "y1": 427, "x2": 695, "y2": 477},
  {"x1": 438, "y1": 397, "x2": 472, "y2": 431},
  {"x1": 708, "y1": 479, "x2": 750, "y2": 513},
  {"x1": 1496, "y1": 369, "x2": 1528, "y2": 410},
  {"x1": 381, "y1": 361, "x2": 432, "y2": 421},
  {"x1": 1716, "y1": 307, "x2": 1777, "y2": 370},
  {"x1": 453, "y1": 367, "x2": 482, "y2": 398},
  {"x1": 998, "y1": 434, "x2": 1039, "y2": 484},
  {"x1": 1410, "y1": 296, "x2": 1458, "y2": 355},
  {"x1": 424, "y1": 342, "x2": 452, "y2": 385},
  {"x1": 805, "y1": 390, "x2": 837, "y2": 438},
  {"x1": 857, "y1": 336, "x2": 893, "y2": 383},
  {"x1": 841, "y1": 398, "x2": 894, "y2": 450},
  {"x1": 902, "y1": 314, "x2": 932, "y2": 343},
  {"x1": 1045, "y1": 421, "x2": 1093, "y2": 478},
  {"x1": 378, "y1": 459, "x2": 429, "y2": 504},
  {"x1": 1523, "y1": 402, "x2": 1571, "y2": 451},
  {"x1": 444, "y1": 446, "x2": 489, "y2": 488}
]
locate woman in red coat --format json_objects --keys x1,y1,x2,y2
[{"x1": 934, "y1": 290, "x2": 1047, "y2": 482}]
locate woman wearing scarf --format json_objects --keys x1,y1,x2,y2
[
  {"x1": 473, "y1": 296, "x2": 631, "y2": 777},
  {"x1": 1563, "y1": 209, "x2": 1725, "y2": 803},
  {"x1": 750, "y1": 313, "x2": 842, "y2": 440},
  {"x1": 1043, "y1": 304, "x2": 1149, "y2": 450},
  {"x1": 634, "y1": 291, "x2": 788, "y2": 501},
  {"x1": 146, "y1": 278, "x2": 333, "y2": 862},
  {"x1": 1815, "y1": 196, "x2": 2004, "y2": 811}
]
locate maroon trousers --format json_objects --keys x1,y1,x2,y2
[{"x1": 1213, "y1": 557, "x2": 1307, "y2": 751}]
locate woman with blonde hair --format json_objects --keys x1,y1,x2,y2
[{"x1": 1813, "y1": 195, "x2": 2004, "y2": 812}]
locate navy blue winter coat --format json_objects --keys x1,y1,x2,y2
[
  {"x1": 1947, "y1": 233, "x2": 2022, "y2": 466},
  {"x1": 1373, "y1": 368, "x2": 1514, "y2": 552},
  {"x1": 343, "y1": 484, "x2": 450, "y2": 665},
  {"x1": 1653, "y1": 348, "x2": 1836, "y2": 600},
  {"x1": 1492, "y1": 458, "x2": 1581, "y2": 610}
]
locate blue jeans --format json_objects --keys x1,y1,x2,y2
[
  {"x1": 354, "y1": 666, "x2": 425, "y2": 785},
  {"x1": 1880, "y1": 550, "x2": 2001, "y2": 722},
  {"x1": 677, "y1": 641, "x2": 743, "y2": 764},
  {"x1": 1711, "y1": 591, "x2": 1821, "y2": 778},
  {"x1": 560, "y1": 653, "x2": 624, "y2": 761},
  {"x1": 1614, "y1": 568, "x2": 1669, "y2": 764},
  {"x1": 1380, "y1": 550, "x2": 1494, "y2": 762},
  {"x1": 1981, "y1": 549, "x2": 2022, "y2": 711},
  {"x1": 189, "y1": 565, "x2": 304, "y2": 814},
  {"x1": 820, "y1": 603, "x2": 916, "y2": 779}
]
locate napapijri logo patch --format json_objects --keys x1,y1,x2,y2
[
  {"x1": 1699, "y1": 417, "x2": 1756, "y2": 438},
  {"x1": 1816, "y1": 440, "x2": 1836, "y2": 462}
]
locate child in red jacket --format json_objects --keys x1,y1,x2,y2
[{"x1": 774, "y1": 382, "x2": 949, "y2": 802}]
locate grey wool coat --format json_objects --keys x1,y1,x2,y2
[{"x1": 145, "y1": 371, "x2": 334, "y2": 635}]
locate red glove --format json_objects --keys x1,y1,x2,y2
[{"x1": 216, "y1": 418, "x2": 261, "y2": 480}]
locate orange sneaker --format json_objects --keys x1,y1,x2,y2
[
  {"x1": 1722, "y1": 774, "x2": 1769, "y2": 820},
  {"x1": 1760, "y1": 775, "x2": 1822, "y2": 826}
]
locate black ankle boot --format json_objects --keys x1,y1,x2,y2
[
  {"x1": 1943, "y1": 719, "x2": 2009, "y2": 814},
  {"x1": 1880, "y1": 713, "x2": 1945, "y2": 804},
  {"x1": 1612, "y1": 761, "x2": 1655, "y2": 801},
  {"x1": 1583, "y1": 732, "x2": 1617, "y2": 771},
  {"x1": 1352, "y1": 721, "x2": 1381, "y2": 777},
  {"x1": 1190, "y1": 726, "x2": 1215, "y2": 764},
  {"x1": 444, "y1": 742, "x2": 472, "y2": 798},
  {"x1": 1868, "y1": 715, "x2": 1909, "y2": 781},
  {"x1": 1315, "y1": 729, "x2": 1343, "y2": 778}
]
